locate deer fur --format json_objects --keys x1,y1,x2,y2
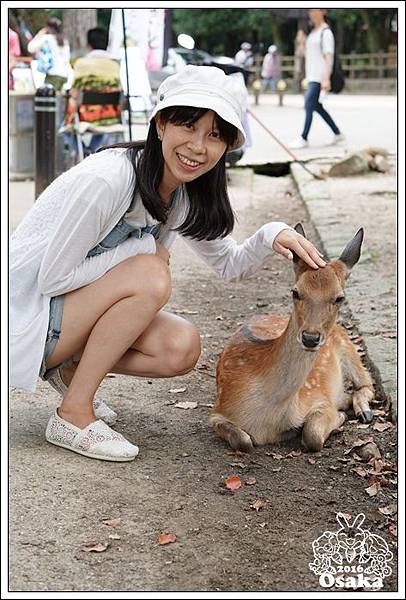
[{"x1": 210, "y1": 224, "x2": 374, "y2": 452}]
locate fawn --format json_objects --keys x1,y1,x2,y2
[{"x1": 210, "y1": 224, "x2": 374, "y2": 452}]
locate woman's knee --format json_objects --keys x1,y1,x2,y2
[
  {"x1": 121, "y1": 254, "x2": 172, "y2": 306},
  {"x1": 164, "y1": 323, "x2": 201, "y2": 375}
]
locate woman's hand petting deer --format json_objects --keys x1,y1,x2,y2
[{"x1": 11, "y1": 66, "x2": 326, "y2": 462}]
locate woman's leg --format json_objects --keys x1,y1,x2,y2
[
  {"x1": 45, "y1": 254, "x2": 171, "y2": 428},
  {"x1": 61, "y1": 310, "x2": 201, "y2": 382},
  {"x1": 313, "y1": 99, "x2": 341, "y2": 134},
  {"x1": 301, "y1": 82, "x2": 320, "y2": 140}
]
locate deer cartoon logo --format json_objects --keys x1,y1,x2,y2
[{"x1": 309, "y1": 513, "x2": 393, "y2": 589}]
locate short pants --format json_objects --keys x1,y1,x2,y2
[{"x1": 39, "y1": 295, "x2": 65, "y2": 380}]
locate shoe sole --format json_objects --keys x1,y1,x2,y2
[{"x1": 46, "y1": 438, "x2": 138, "y2": 462}]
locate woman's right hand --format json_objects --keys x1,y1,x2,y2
[{"x1": 155, "y1": 242, "x2": 170, "y2": 265}]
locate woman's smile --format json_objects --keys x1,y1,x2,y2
[{"x1": 176, "y1": 152, "x2": 204, "y2": 170}]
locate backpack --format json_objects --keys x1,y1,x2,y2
[
  {"x1": 321, "y1": 27, "x2": 345, "y2": 94},
  {"x1": 37, "y1": 41, "x2": 54, "y2": 74}
]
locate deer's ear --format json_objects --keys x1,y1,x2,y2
[
  {"x1": 339, "y1": 228, "x2": 364, "y2": 271},
  {"x1": 292, "y1": 223, "x2": 308, "y2": 277}
]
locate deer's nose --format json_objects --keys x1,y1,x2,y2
[{"x1": 302, "y1": 331, "x2": 321, "y2": 348}]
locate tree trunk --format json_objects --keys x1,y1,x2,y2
[{"x1": 62, "y1": 9, "x2": 97, "y2": 58}]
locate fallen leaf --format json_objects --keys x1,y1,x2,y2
[
  {"x1": 308, "y1": 458, "x2": 316, "y2": 465},
  {"x1": 337, "y1": 457, "x2": 351, "y2": 463},
  {"x1": 378, "y1": 504, "x2": 397, "y2": 516},
  {"x1": 169, "y1": 387, "x2": 187, "y2": 394},
  {"x1": 357, "y1": 442, "x2": 382, "y2": 462},
  {"x1": 329, "y1": 465, "x2": 340, "y2": 471},
  {"x1": 175, "y1": 401, "x2": 198, "y2": 410},
  {"x1": 245, "y1": 477, "x2": 257, "y2": 486},
  {"x1": 272, "y1": 467, "x2": 282, "y2": 472},
  {"x1": 266, "y1": 452, "x2": 284, "y2": 460},
  {"x1": 357, "y1": 423, "x2": 370, "y2": 429},
  {"x1": 81, "y1": 542, "x2": 110, "y2": 553},
  {"x1": 388, "y1": 523, "x2": 397, "y2": 537},
  {"x1": 287, "y1": 449, "x2": 302, "y2": 458},
  {"x1": 230, "y1": 462, "x2": 246, "y2": 469},
  {"x1": 158, "y1": 533, "x2": 177, "y2": 545},
  {"x1": 225, "y1": 450, "x2": 244, "y2": 457},
  {"x1": 372, "y1": 422, "x2": 393, "y2": 432},
  {"x1": 102, "y1": 518, "x2": 122, "y2": 527},
  {"x1": 352, "y1": 466, "x2": 368, "y2": 478},
  {"x1": 226, "y1": 475, "x2": 242, "y2": 491},
  {"x1": 344, "y1": 436, "x2": 374, "y2": 454},
  {"x1": 250, "y1": 499, "x2": 264, "y2": 512},
  {"x1": 365, "y1": 482, "x2": 381, "y2": 497},
  {"x1": 108, "y1": 533, "x2": 121, "y2": 540}
]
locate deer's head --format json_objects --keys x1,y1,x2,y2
[{"x1": 291, "y1": 224, "x2": 364, "y2": 352}]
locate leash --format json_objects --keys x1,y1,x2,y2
[{"x1": 247, "y1": 108, "x2": 326, "y2": 180}]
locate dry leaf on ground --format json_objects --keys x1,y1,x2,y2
[
  {"x1": 226, "y1": 475, "x2": 242, "y2": 491},
  {"x1": 245, "y1": 477, "x2": 257, "y2": 486},
  {"x1": 365, "y1": 482, "x2": 381, "y2": 497},
  {"x1": 158, "y1": 533, "x2": 177, "y2": 545},
  {"x1": 169, "y1": 387, "x2": 187, "y2": 394},
  {"x1": 225, "y1": 450, "x2": 244, "y2": 457},
  {"x1": 102, "y1": 518, "x2": 122, "y2": 527},
  {"x1": 175, "y1": 401, "x2": 198, "y2": 410},
  {"x1": 378, "y1": 503, "x2": 397, "y2": 516},
  {"x1": 372, "y1": 422, "x2": 393, "y2": 432},
  {"x1": 250, "y1": 499, "x2": 265, "y2": 512},
  {"x1": 81, "y1": 542, "x2": 110, "y2": 553},
  {"x1": 108, "y1": 533, "x2": 121, "y2": 540}
]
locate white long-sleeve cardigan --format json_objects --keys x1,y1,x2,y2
[{"x1": 10, "y1": 148, "x2": 290, "y2": 391}]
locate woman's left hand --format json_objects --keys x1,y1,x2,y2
[{"x1": 273, "y1": 228, "x2": 326, "y2": 269}]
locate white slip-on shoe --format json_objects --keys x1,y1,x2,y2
[
  {"x1": 330, "y1": 133, "x2": 345, "y2": 145},
  {"x1": 288, "y1": 137, "x2": 309, "y2": 149},
  {"x1": 45, "y1": 409, "x2": 139, "y2": 462},
  {"x1": 46, "y1": 368, "x2": 118, "y2": 426}
]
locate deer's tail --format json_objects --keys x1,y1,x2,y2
[{"x1": 209, "y1": 413, "x2": 254, "y2": 452}]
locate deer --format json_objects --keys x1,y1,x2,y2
[{"x1": 210, "y1": 224, "x2": 374, "y2": 452}]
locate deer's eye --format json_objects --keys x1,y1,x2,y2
[
  {"x1": 335, "y1": 296, "x2": 345, "y2": 305},
  {"x1": 292, "y1": 290, "x2": 300, "y2": 300}
]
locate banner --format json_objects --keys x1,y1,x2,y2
[{"x1": 108, "y1": 8, "x2": 166, "y2": 71}]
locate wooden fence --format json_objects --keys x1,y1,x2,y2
[{"x1": 254, "y1": 51, "x2": 397, "y2": 80}]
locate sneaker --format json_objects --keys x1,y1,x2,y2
[
  {"x1": 288, "y1": 137, "x2": 309, "y2": 149},
  {"x1": 45, "y1": 409, "x2": 139, "y2": 461},
  {"x1": 46, "y1": 367, "x2": 118, "y2": 426},
  {"x1": 330, "y1": 133, "x2": 345, "y2": 145}
]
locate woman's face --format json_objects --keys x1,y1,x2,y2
[
  {"x1": 156, "y1": 110, "x2": 228, "y2": 194},
  {"x1": 308, "y1": 9, "x2": 326, "y2": 26}
]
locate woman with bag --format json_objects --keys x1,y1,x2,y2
[
  {"x1": 28, "y1": 17, "x2": 72, "y2": 91},
  {"x1": 289, "y1": 9, "x2": 344, "y2": 149}
]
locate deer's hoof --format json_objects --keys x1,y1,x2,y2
[{"x1": 356, "y1": 410, "x2": 373, "y2": 424}]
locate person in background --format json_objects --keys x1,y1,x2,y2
[
  {"x1": 294, "y1": 27, "x2": 307, "y2": 93},
  {"x1": 28, "y1": 16, "x2": 72, "y2": 91},
  {"x1": 289, "y1": 8, "x2": 343, "y2": 149},
  {"x1": 9, "y1": 27, "x2": 21, "y2": 90},
  {"x1": 64, "y1": 27, "x2": 122, "y2": 156},
  {"x1": 234, "y1": 42, "x2": 254, "y2": 69},
  {"x1": 261, "y1": 45, "x2": 281, "y2": 93}
]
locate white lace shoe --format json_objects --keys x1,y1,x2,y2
[
  {"x1": 45, "y1": 368, "x2": 118, "y2": 426},
  {"x1": 288, "y1": 137, "x2": 309, "y2": 149},
  {"x1": 330, "y1": 133, "x2": 345, "y2": 145},
  {"x1": 45, "y1": 409, "x2": 139, "y2": 461}
]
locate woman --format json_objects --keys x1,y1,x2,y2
[
  {"x1": 261, "y1": 45, "x2": 281, "y2": 93},
  {"x1": 289, "y1": 9, "x2": 343, "y2": 149},
  {"x1": 28, "y1": 17, "x2": 72, "y2": 91},
  {"x1": 10, "y1": 66, "x2": 326, "y2": 462}
]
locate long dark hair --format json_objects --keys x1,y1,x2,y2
[
  {"x1": 47, "y1": 17, "x2": 65, "y2": 47},
  {"x1": 102, "y1": 106, "x2": 239, "y2": 240}
]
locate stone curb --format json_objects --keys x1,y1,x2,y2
[{"x1": 290, "y1": 162, "x2": 397, "y2": 422}]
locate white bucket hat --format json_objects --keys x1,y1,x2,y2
[{"x1": 150, "y1": 65, "x2": 248, "y2": 150}]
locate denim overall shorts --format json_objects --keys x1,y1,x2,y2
[{"x1": 40, "y1": 217, "x2": 161, "y2": 379}]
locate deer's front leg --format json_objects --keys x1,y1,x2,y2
[{"x1": 302, "y1": 407, "x2": 346, "y2": 452}]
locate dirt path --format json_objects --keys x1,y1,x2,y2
[{"x1": 9, "y1": 171, "x2": 397, "y2": 591}]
